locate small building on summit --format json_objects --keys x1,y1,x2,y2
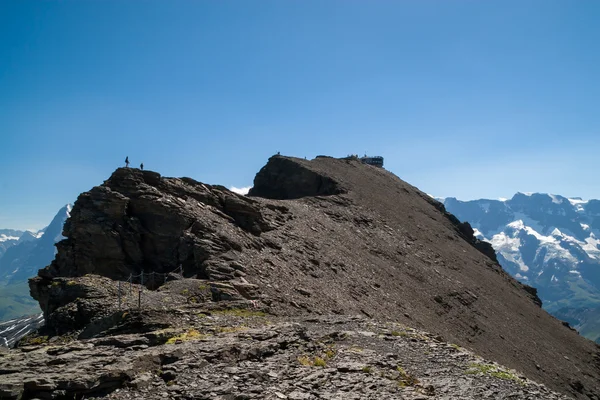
[{"x1": 360, "y1": 155, "x2": 384, "y2": 168}]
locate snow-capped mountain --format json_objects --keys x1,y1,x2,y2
[
  {"x1": 0, "y1": 230, "x2": 25, "y2": 258},
  {"x1": 0, "y1": 205, "x2": 71, "y2": 322},
  {"x1": 444, "y1": 193, "x2": 600, "y2": 342},
  {"x1": 0, "y1": 204, "x2": 71, "y2": 284},
  {"x1": 0, "y1": 313, "x2": 44, "y2": 347}
]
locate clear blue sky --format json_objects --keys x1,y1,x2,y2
[{"x1": 1, "y1": 1, "x2": 599, "y2": 230}]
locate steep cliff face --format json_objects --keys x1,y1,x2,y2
[
  {"x1": 34, "y1": 168, "x2": 277, "y2": 283},
  {"x1": 25, "y1": 157, "x2": 600, "y2": 399},
  {"x1": 31, "y1": 168, "x2": 277, "y2": 329}
]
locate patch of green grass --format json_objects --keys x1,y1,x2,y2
[
  {"x1": 66, "y1": 281, "x2": 77, "y2": 286},
  {"x1": 362, "y1": 366, "x2": 372, "y2": 374},
  {"x1": 313, "y1": 357, "x2": 327, "y2": 367},
  {"x1": 0, "y1": 281, "x2": 41, "y2": 321},
  {"x1": 397, "y1": 365, "x2": 420, "y2": 387},
  {"x1": 165, "y1": 329, "x2": 205, "y2": 344},
  {"x1": 212, "y1": 308, "x2": 266, "y2": 318},
  {"x1": 217, "y1": 325, "x2": 248, "y2": 333},
  {"x1": 298, "y1": 355, "x2": 327, "y2": 367},
  {"x1": 298, "y1": 356, "x2": 312, "y2": 366},
  {"x1": 19, "y1": 335, "x2": 48, "y2": 346},
  {"x1": 465, "y1": 362, "x2": 525, "y2": 384}
]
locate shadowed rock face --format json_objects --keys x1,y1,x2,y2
[
  {"x1": 24, "y1": 156, "x2": 600, "y2": 399},
  {"x1": 30, "y1": 168, "x2": 275, "y2": 327},
  {"x1": 249, "y1": 155, "x2": 345, "y2": 199},
  {"x1": 35, "y1": 168, "x2": 272, "y2": 281}
]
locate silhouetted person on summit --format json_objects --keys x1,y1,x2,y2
[
  {"x1": 125, "y1": 156, "x2": 130, "y2": 168},
  {"x1": 140, "y1": 163, "x2": 144, "y2": 170}
]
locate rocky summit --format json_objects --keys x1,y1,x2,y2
[{"x1": 1, "y1": 155, "x2": 599, "y2": 399}]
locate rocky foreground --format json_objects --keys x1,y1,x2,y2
[
  {"x1": 1, "y1": 300, "x2": 571, "y2": 400},
  {"x1": 4, "y1": 155, "x2": 600, "y2": 399}
]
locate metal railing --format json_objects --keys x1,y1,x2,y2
[{"x1": 117, "y1": 265, "x2": 184, "y2": 310}]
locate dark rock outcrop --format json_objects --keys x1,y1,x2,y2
[
  {"x1": 248, "y1": 155, "x2": 345, "y2": 199},
  {"x1": 426, "y1": 197, "x2": 499, "y2": 264},
  {"x1": 521, "y1": 283, "x2": 543, "y2": 308},
  {"x1": 456, "y1": 221, "x2": 499, "y2": 263},
  {"x1": 20, "y1": 156, "x2": 600, "y2": 399},
  {"x1": 29, "y1": 168, "x2": 281, "y2": 335},
  {"x1": 30, "y1": 169, "x2": 274, "y2": 308}
]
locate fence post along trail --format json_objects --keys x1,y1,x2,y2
[{"x1": 117, "y1": 264, "x2": 184, "y2": 310}]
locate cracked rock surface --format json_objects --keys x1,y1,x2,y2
[{"x1": 0, "y1": 305, "x2": 572, "y2": 400}]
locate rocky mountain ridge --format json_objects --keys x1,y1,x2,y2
[
  {"x1": 443, "y1": 194, "x2": 600, "y2": 342},
  {"x1": 2, "y1": 156, "x2": 600, "y2": 399}
]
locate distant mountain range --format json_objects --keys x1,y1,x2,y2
[
  {"x1": 443, "y1": 193, "x2": 600, "y2": 343},
  {"x1": 0, "y1": 229, "x2": 24, "y2": 258},
  {"x1": 0, "y1": 205, "x2": 71, "y2": 321}
]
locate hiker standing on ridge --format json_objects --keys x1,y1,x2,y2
[
  {"x1": 125, "y1": 156, "x2": 130, "y2": 168},
  {"x1": 140, "y1": 163, "x2": 144, "y2": 170}
]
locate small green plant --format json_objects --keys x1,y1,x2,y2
[
  {"x1": 313, "y1": 357, "x2": 327, "y2": 367},
  {"x1": 21, "y1": 335, "x2": 49, "y2": 346},
  {"x1": 182, "y1": 289, "x2": 189, "y2": 295},
  {"x1": 362, "y1": 366, "x2": 372, "y2": 374},
  {"x1": 212, "y1": 308, "x2": 266, "y2": 318},
  {"x1": 297, "y1": 355, "x2": 327, "y2": 367},
  {"x1": 465, "y1": 362, "x2": 525, "y2": 384},
  {"x1": 217, "y1": 325, "x2": 248, "y2": 333},
  {"x1": 165, "y1": 329, "x2": 204, "y2": 344},
  {"x1": 298, "y1": 355, "x2": 312, "y2": 366},
  {"x1": 397, "y1": 366, "x2": 420, "y2": 387},
  {"x1": 66, "y1": 281, "x2": 77, "y2": 286}
]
